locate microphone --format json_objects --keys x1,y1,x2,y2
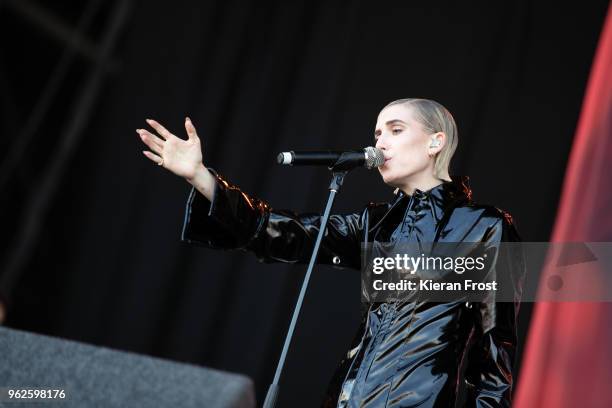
[{"x1": 277, "y1": 146, "x2": 385, "y2": 170}]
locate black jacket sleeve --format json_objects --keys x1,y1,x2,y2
[
  {"x1": 180, "y1": 168, "x2": 364, "y2": 270},
  {"x1": 463, "y1": 213, "x2": 526, "y2": 408}
]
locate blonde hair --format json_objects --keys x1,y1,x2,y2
[{"x1": 384, "y1": 98, "x2": 458, "y2": 181}]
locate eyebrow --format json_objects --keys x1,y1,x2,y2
[{"x1": 385, "y1": 119, "x2": 407, "y2": 126}]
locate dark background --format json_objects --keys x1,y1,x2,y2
[{"x1": 0, "y1": 0, "x2": 609, "y2": 406}]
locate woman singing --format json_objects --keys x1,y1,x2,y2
[{"x1": 137, "y1": 98, "x2": 524, "y2": 407}]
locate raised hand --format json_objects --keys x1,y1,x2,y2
[
  {"x1": 137, "y1": 117, "x2": 204, "y2": 181},
  {"x1": 137, "y1": 116, "x2": 215, "y2": 200}
]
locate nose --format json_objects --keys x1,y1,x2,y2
[{"x1": 375, "y1": 136, "x2": 387, "y2": 151}]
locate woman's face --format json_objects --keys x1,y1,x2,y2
[{"x1": 374, "y1": 104, "x2": 434, "y2": 188}]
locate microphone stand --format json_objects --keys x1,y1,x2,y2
[{"x1": 263, "y1": 168, "x2": 349, "y2": 408}]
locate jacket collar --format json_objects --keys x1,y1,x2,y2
[
  {"x1": 378, "y1": 175, "x2": 472, "y2": 228},
  {"x1": 392, "y1": 175, "x2": 471, "y2": 204}
]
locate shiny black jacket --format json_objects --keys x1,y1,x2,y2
[{"x1": 181, "y1": 169, "x2": 525, "y2": 408}]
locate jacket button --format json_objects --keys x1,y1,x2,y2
[
  {"x1": 332, "y1": 256, "x2": 341, "y2": 265},
  {"x1": 465, "y1": 301, "x2": 472, "y2": 309}
]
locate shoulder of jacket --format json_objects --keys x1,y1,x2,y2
[
  {"x1": 465, "y1": 202, "x2": 522, "y2": 243},
  {"x1": 449, "y1": 203, "x2": 519, "y2": 244},
  {"x1": 461, "y1": 201, "x2": 516, "y2": 226}
]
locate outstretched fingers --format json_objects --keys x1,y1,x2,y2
[
  {"x1": 184, "y1": 116, "x2": 198, "y2": 140},
  {"x1": 137, "y1": 129, "x2": 164, "y2": 155},
  {"x1": 142, "y1": 150, "x2": 163, "y2": 166},
  {"x1": 146, "y1": 118, "x2": 174, "y2": 140}
]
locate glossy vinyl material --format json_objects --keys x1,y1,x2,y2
[{"x1": 181, "y1": 169, "x2": 525, "y2": 408}]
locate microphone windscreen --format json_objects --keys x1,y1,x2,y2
[{"x1": 364, "y1": 147, "x2": 385, "y2": 169}]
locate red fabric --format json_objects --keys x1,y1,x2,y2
[{"x1": 515, "y1": 4, "x2": 612, "y2": 408}]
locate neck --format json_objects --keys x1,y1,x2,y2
[{"x1": 399, "y1": 172, "x2": 449, "y2": 195}]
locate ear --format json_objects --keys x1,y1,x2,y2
[{"x1": 428, "y1": 132, "x2": 446, "y2": 156}]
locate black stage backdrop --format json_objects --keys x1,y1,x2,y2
[{"x1": 0, "y1": 1, "x2": 609, "y2": 406}]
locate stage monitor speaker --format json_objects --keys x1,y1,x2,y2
[{"x1": 0, "y1": 327, "x2": 255, "y2": 407}]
